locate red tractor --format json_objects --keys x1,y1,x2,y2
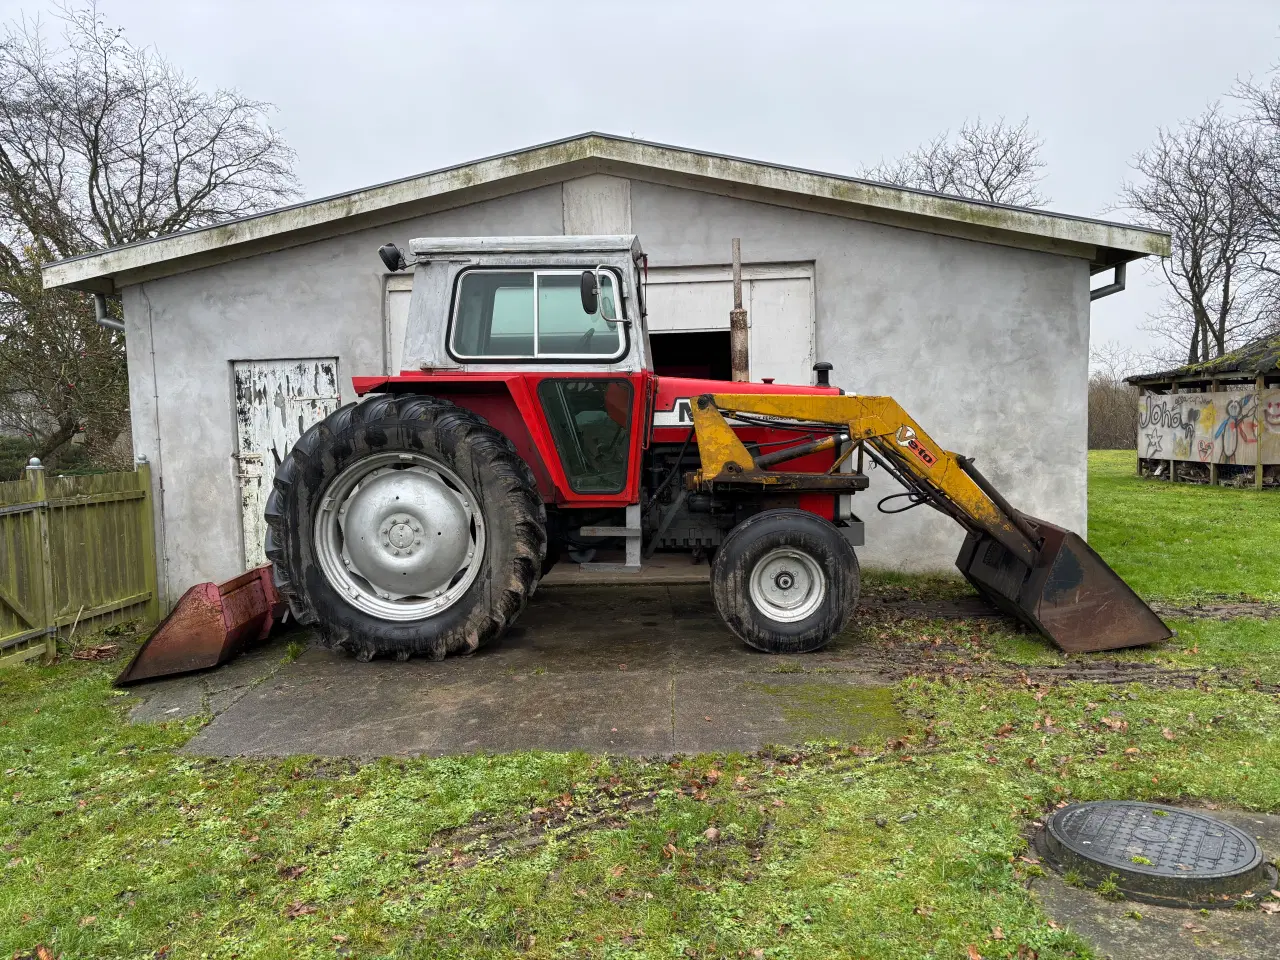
[{"x1": 254, "y1": 235, "x2": 1167, "y2": 665}]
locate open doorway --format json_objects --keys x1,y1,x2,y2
[{"x1": 650, "y1": 331, "x2": 732, "y2": 380}]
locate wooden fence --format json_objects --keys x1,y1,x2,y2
[{"x1": 0, "y1": 459, "x2": 158, "y2": 668}]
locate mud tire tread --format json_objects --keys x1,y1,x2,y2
[{"x1": 264, "y1": 393, "x2": 545, "y2": 661}]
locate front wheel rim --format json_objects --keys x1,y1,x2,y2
[
  {"x1": 748, "y1": 546, "x2": 827, "y2": 623},
  {"x1": 313, "y1": 452, "x2": 485, "y2": 622}
]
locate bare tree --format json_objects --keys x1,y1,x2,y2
[
  {"x1": 1234, "y1": 65, "x2": 1280, "y2": 317},
  {"x1": 1120, "y1": 106, "x2": 1269, "y2": 365},
  {"x1": 0, "y1": 3, "x2": 299, "y2": 466},
  {"x1": 863, "y1": 116, "x2": 1049, "y2": 207},
  {"x1": 1088, "y1": 341, "x2": 1141, "y2": 449}
]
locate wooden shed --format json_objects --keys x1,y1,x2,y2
[{"x1": 1128, "y1": 334, "x2": 1280, "y2": 488}]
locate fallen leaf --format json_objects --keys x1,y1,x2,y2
[
  {"x1": 79, "y1": 915, "x2": 96, "y2": 926},
  {"x1": 611, "y1": 864, "x2": 625, "y2": 877},
  {"x1": 967, "y1": 945, "x2": 984, "y2": 960},
  {"x1": 995, "y1": 723, "x2": 1014, "y2": 738},
  {"x1": 1124, "y1": 747, "x2": 1140, "y2": 755},
  {"x1": 72, "y1": 643, "x2": 119, "y2": 661},
  {"x1": 277, "y1": 864, "x2": 307, "y2": 880},
  {"x1": 331, "y1": 934, "x2": 348, "y2": 944},
  {"x1": 704, "y1": 827, "x2": 720, "y2": 841},
  {"x1": 704, "y1": 716, "x2": 713, "y2": 723},
  {"x1": 772, "y1": 799, "x2": 785, "y2": 808},
  {"x1": 36, "y1": 948, "x2": 53, "y2": 960},
  {"x1": 284, "y1": 901, "x2": 318, "y2": 918},
  {"x1": 1162, "y1": 728, "x2": 1176, "y2": 740},
  {"x1": 992, "y1": 926, "x2": 1005, "y2": 940},
  {"x1": 1260, "y1": 901, "x2": 1280, "y2": 914},
  {"x1": 913, "y1": 905, "x2": 933, "y2": 917},
  {"x1": 1182, "y1": 921, "x2": 1207, "y2": 932}
]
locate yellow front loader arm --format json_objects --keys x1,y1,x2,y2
[
  {"x1": 691, "y1": 392, "x2": 1036, "y2": 567},
  {"x1": 690, "y1": 392, "x2": 1171, "y2": 654}
]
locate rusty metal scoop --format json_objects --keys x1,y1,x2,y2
[
  {"x1": 956, "y1": 516, "x2": 1172, "y2": 653},
  {"x1": 115, "y1": 566, "x2": 285, "y2": 686}
]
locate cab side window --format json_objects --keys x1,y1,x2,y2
[{"x1": 451, "y1": 269, "x2": 625, "y2": 360}]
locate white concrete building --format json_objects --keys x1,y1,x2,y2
[{"x1": 42, "y1": 134, "x2": 1168, "y2": 608}]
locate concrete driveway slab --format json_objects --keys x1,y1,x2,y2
[{"x1": 120, "y1": 584, "x2": 903, "y2": 758}]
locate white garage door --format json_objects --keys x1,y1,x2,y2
[
  {"x1": 643, "y1": 262, "x2": 816, "y2": 386},
  {"x1": 233, "y1": 359, "x2": 341, "y2": 569}
]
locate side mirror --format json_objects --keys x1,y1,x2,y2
[
  {"x1": 378, "y1": 243, "x2": 407, "y2": 272},
  {"x1": 579, "y1": 270, "x2": 598, "y2": 315},
  {"x1": 581, "y1": 266, "x2": 622, "y2": 323}
]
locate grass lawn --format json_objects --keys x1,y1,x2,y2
[
  {"x1": 1, "y1": 452, "x2": 1277, "y2": 959},
  {"x1": 1087, "y1": 449, "x2": 1280, "y2": 603}
]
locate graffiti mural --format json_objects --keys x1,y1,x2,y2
[{"x1": 1138, "y1": 389, "x2": 1280, "y2": 465}]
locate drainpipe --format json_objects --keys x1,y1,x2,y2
[
  {"x1": 1089, "y1": 262, "x2": 1127, "y2": 301},
  {"x1": 730, "y1": 238, "x2": 749, "y2": 381},
  {"x1": 93, "y1": 292, "x2": 125, "y2": 332}
]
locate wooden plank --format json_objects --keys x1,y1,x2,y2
[
  {"x1": 0, "y1": 639, "x2": 50, "y2": 669},
  {"x1": 47, "y1": 489, "x2": 146, "y2": 508},
  {"x1": 1258, "y1": 375, "x2": 1266, "y2": 490},
  {"x1": 25, "y1": 463, "x2": 56, "y2": 663},
  {"x1": 53, "y1": 591, "x2": 151, "y2": 628}
]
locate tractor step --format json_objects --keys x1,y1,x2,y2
[{"x1": 577, "y1": 504, "x2": 642, "y2": 573}]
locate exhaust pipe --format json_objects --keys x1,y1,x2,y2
[{"x1": 730, "y1": 238, "x2": 748, "y2": 381}]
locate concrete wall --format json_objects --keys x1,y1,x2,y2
[{"x1": 122, "y1": 174, "x2": 1089, "y2": 605}]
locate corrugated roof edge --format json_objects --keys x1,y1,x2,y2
[{"x1": 41, "y1": 131, "x2": 1170, "y2": 293}]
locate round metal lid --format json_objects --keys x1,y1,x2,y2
[{"x1": 1036, "y1": 801, "x2": 1276, "y2": 907}]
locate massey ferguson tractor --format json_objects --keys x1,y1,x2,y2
[{"x1": 222, "y1": 234, "x2": 1165, "y2": 666}]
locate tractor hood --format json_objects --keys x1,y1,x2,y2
[{"x1": 653, "y1": 375, "x2": 839, "y2": 428}]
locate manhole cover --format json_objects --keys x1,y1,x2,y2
[{"x1": 1035, "y1": 801, "x2": 1277, "y2": 908}]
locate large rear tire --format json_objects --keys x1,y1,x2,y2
[
  {"x1": 264, "y1": 394, "x2": 545, "y2": 661},
  {"x1": 711, "y1": 509, "x2": 859, "y2": 653}
]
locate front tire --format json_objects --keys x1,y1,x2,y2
[
  {"x1": 264, "y1": 394, "x2": 545, "y2": 661},
  {"x1": 711, "y1": 509, "x2": 859, "y2": 653}
]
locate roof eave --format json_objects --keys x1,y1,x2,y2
[{"x1": 41, "y1": 132, "x2": 1170, "y2": 293}]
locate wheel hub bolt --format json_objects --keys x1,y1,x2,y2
[{"x1": 775, "y1": 570, "x2": 795, "y2": 590}]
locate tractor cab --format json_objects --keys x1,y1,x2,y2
[{"x1": 391, "y1": 235, "x2": 650, "y2": 375}]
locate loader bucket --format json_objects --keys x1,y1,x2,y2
[
  {"x1": 114, "y1": 566, "x2": 285, "y2": 686},
  {"x1": 956, "y1": 517, "x2": 1172, "y2": 653}
]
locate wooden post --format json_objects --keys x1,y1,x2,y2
[
  {"x1": 1209, "y1": 381, "x2": 1220, "y2": 487},
  {"x1": 136, "y1": 457, "x2": 162, "y2": 623},
  {"x1": 1168, "y1": 380, "x2": 1178, "y2": 482},
  {"x1": 1137, "y1": 389, "x2": 1144, "y2": 476},
  {"x1": 25, "y1": 458, "x2": 56, "y2": 663},
  {"x1": 1257, "y1": 374, "x2": 1266, "y2": 491}
]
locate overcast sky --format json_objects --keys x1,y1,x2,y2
[{"x1": 7, "y1": 0, "x2": 1279, "y2": 365}]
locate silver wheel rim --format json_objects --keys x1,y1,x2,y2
[
  {"x1": 748, "y1": 546, "x2": 826, "y2": 623},
  {"x1": 313, "y1": 452, "x2": 485, "y2": 622}
]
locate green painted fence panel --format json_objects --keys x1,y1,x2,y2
[{"x1": 0, "y1": 460, "x2": 158, "y2": 668}]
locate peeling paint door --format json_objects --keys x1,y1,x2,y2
[{"x1": 233, "y1": 359, "x2": 341, "y2": 569}]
